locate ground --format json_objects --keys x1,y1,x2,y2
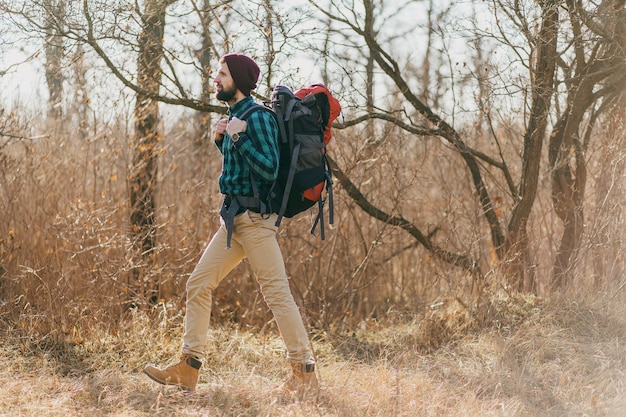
[{"x1": 1, "y1": 294, "x2": 625, "y2": 416}]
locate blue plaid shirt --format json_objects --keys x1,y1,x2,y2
[{"x1": 215, "y1": 96, "x2": 279, "y2": 197}]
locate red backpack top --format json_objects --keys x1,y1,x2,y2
[{"x1": 294, "y1": 83, "x2": 342, "y2": 145}]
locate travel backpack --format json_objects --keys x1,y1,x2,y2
[{"x1": 239, "y1": 83, "x2": 341, "y2": 239}]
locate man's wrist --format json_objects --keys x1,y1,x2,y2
[{"x1": 231, "y1": 132, "x2": 244, "y2": 142}]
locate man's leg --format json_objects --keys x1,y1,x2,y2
[
  {"x1": 235, "y1": 211, "x2": 318, "y2": 399},
  {"x1": 144, "y1": 220, "x2": 245, "y2": 390},
  {"x1": 236, "y1": 211, "x2": 313, "y2": 363},
  {"x1": 183, "y1": 222, "x2": 245, "y2": 357}
]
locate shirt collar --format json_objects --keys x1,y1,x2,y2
[{"x1": 229, "y1": 96, "x2": 255, "y2": 116}]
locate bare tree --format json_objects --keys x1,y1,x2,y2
[
  {"x1": 505, "y1": 0, "x2": 560, "y2": 291},
  {"x1": 70, "y1": 44, "x2": 90, "y2": 141},
  {"x1": 130, "y1": 0, "x2": 171, "y2": 253},
  {"x1": 43, "y1": 0, "x2": 65, "y2": 121},
  {"x1": 191, "y1": 0, "x2": 227, "y2": 144},
  {"x1": 127, "y1": 0, "x2": 178, "y2": 303},
  {"x1": 313, "y1": 0, "x2": 501, "y2": 275},
  {"x1": 548, "y1": 0, "x2": 626, "y2": 290},
  {"x1": 310, "y1": 0, "x2": 626, "y2": 297}
]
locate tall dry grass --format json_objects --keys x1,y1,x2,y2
[{"x1": 1, "y1": 108, "x2": 487, "y2": 339}]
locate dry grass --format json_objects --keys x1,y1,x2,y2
[{"x1": 2, "y1": 293, "x2": 625, "y2": 417}]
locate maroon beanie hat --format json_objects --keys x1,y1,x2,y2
[{"x1": 221, "y1": 54, "x2": 260, "y2": 96}]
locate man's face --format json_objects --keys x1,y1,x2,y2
[{"x1": 214, "y1": 62, "x2": 237, "y2": 102}]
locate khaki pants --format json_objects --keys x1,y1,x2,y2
[{"x1": 182, "y1": 210, "x2": 312, "y2": 364}]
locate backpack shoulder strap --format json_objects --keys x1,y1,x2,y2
[{"x1": 238, "y1": 103, "x2": 273, "y2": 121}]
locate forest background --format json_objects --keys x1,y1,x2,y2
[{"x1": 0, "y1": 0, "x2": 625, "y2": 416}]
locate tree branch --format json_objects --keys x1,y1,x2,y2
[
  {"x1": 314, "y1": 0, "x2": 506, "y2": 256},
  {"x1": 80, "y1": 0, "x2": 225, "y2": 114},
  {"x1": 328, "y1": 156, "x2": 478, "y2": 273}
]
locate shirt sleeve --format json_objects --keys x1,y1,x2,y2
[
  {"x1": 215, "y1": 138, "x2": 224, "y2": 154},
  {"x1": 232, "y1": 110, "x2": 279, "y2": 182}
]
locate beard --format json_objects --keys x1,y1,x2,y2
[{"x1": 216, "y1": 84, "x2": 237, "y2": 102}]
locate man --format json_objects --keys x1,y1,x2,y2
[{"x1": 143, "y1": 54, "x2": 318, "y2": 398}]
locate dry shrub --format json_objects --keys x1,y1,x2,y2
[
  {"x1": 1, "y1": 110, "x2": 471, "y2": 345},
  {"x1": 0, "y1": 112, "x2": 217, "y2": 341},
  {"x1": 1, "y1": 121, "x2": 131, "y2": 341}
]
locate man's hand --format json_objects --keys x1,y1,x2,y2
[
  {"x1": 213, "y1": 118, "x2": 228, "y2": 142},
  {"x1": 226, "y1": 117, "x2": 247, "y2": 137}
]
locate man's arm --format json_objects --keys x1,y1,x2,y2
[
  {"x1": 229, "y1": 112, "x2": 279, "y2": 182},
  {"x1": 214, "y1": 117, "x2": 228, "y2": 153}
]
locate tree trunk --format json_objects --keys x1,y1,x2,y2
[
  {"x1": 593, "y1": 96, "x2": 626, "y2": 288},
  {"x1": 72, "y1": 44, "x2": 89, "y2": 142},
  {"x1": 549, "y1": 0, "x2": 626, "y2": 291},
  {"x1": 506, "y1": 0, "x2": 560, "y2": 292},
  {"x1": 44, "y1": 0, "x2": 65, "y2": 122},
  {"x1": 129, "y1": 0, "x2": 173, "y2": 301},
  {"x1": 548, "y1": 87, "x2": 591, "y2": 290},
  {"x1": 193, "y1": 0, "x2": 216, "y2": 145}
]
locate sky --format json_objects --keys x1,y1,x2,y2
[{"x1": 0, "y1": 0, "x2": 503, "y2": 124}]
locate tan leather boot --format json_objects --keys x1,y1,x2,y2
[
  {"x1": 143, "y1": 354, "x2": 202, "y2": 391},
  {"x1": 280, "y1": 361, "x2": 320, "y2": 400}
]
